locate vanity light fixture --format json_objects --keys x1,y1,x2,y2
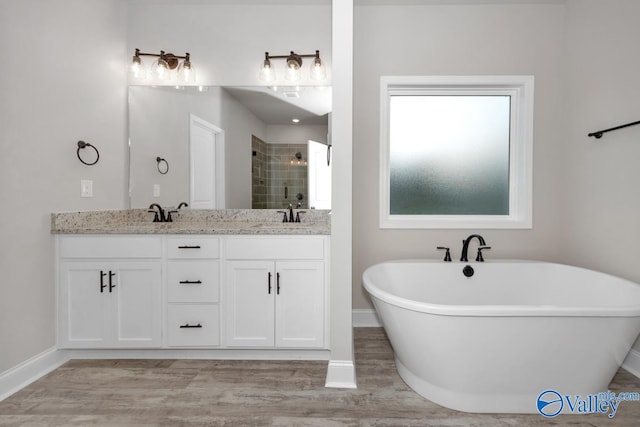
[
  {"x1": 130, "y1": 48, "x2": 196, "y2": 84},
  {"x1": 259, "y1": 50, "x2": 326, "y2": 83}
]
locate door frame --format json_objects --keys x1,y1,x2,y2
[{"x1": 189, "y1": 114, "x2": 226, "y2": 209}]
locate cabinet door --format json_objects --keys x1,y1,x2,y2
[
  {"x1": 112, "y1": 262, "x2": 162, "y2": 347},
  {"x1": 59, "y1": 261, "x2": 161, "y2": 348},
  {"x1": 59, "y1": 262, "x2": 111, "y2": 348},
  {"x1": 225, "y1": 261, "x2": 275, "y2": 347},
  {"x1": 275, "y1": 261, "x2": 325, "y2": 348}
]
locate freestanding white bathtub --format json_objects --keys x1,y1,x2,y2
[{"x1": 363, "y1": 260, "x2": 640, "y2": 414}]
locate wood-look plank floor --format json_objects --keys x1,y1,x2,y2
[{"x1": 1, "y1": 328, "x2": 639, "y2": 426}]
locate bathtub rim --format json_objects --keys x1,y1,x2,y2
[{"x1": 362, "y1": 259, "x2": 640, "y2": 317}]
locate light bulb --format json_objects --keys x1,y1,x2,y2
[
  {"x1": 130, "y1": 51, "x2": 147, "y2": 80},
  {"x1": 310, "y1": 51, "x2": 326, "y2": 81},
  {"x1": 151, "y1": 57, "x2": 170, "y2": 81},
  {"x1": 177, "y1": 62, "x2": 196, "y2": 84},
  {"x1": 259, "y1": 62, "x2": 275, "y2": 82},
  {"x1": 285, "y1": 52, "x2": 302, "y2": 82},
  {"x1": 130, "y1": 61, "x2": 147, "y2": 80},
  {"x1": 286, "y1": 66, "x2": 301, "y2": 82},
  {"x1": 310, "y1": 60, "x2": 326, "y2": 81}
]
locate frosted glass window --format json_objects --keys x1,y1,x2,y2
[
  {"x1": 389, "y1": 95, "x2": 510, "y2": 215},
  {"x1": 379, "y1": 76, "x2": 533, "y2": 229}
]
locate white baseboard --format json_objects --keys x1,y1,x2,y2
[
  {"x1": 64, "y1": 348, "x2": 329, "y2": 361},
  {"x1": 0, "y1": 347, "x2": 68, "y2": 401},
  {"x1": 325, "y1": 359, "x2": 357, "y2": 389},
  {"x1": 353, "y1": 309, "x2": 381, "y2": 327},
  {"x1": 622, "y1": 348, "x2": 640, "y2": 380}
]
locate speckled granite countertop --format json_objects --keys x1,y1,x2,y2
[{"x1": 51, "y1": 209, "x2": 330, "y2": 235}]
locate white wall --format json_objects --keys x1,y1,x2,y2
[
  {"x1": 0, "y1": 0, "x2": 128, "y2": 373},
  {"x1": 562, "y1": 0, "x2": 640, "y2": 351},
  {"x1": 352, "y1": 2, "x2": 567, "y2": 309}
]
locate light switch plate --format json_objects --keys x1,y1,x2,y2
[
  {"x1": 153, "y1": 184, "x2": 160, "y2": 197},
  {"x1": 81, "y1": 180, "x2": 93, "y2": 198}
]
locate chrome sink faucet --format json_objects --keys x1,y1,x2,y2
[{"x1": 460, "y1": 234, "x2": 490, "y2": 262}]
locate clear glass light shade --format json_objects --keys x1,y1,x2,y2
[
  {"x1": 151, "y1": 58, "x2": 170, "y2": 81},
  {"x1": 285, "y1": 63, "x2": 301, "y2": 82},
  {"x1": 259, "y1": 63, "x2": 276, "y2": 82},
  {"x1": 130, "y1": 60, "x2": 147, "y2": 80},
  {"x1": 177, "y1": 62, "x2": 196, "y2": 84},
  {"x1": 310, "y1": 60, "x2": 327, "y2": 81}
]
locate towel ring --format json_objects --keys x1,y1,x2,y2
[
  {"x1": 156, "y1": 157, "x2": 169, "y2": 174},
  {"x1": 76, "y1": 141, "x2": 99, "y2": 166}
]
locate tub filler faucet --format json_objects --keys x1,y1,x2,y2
[{"x1": 460, "y1": 234, "x2": 490, "y2": 262}]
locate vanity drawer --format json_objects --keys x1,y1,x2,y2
[
  {"x1": 167, "y1": 260, "x2": 219, "y2": 303},
  {"x1": 225, "y1": 237, "x2": 325, "y2": 260},
  {"x1": 167, "y1": 237, "x2": 219, "y2": 259},
  {"x1": 166, "y1": 304, "x2": 220, "y2": 347},
  {"x1": 59, "y1": 236, "x2": 162, "y2": 259}
]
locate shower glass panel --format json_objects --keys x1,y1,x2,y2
[{"x1": 389, "y1": 95, "x2": 510, "y2": 215}]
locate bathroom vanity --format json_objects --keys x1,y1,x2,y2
[{"x1": 52, "y1": 210, "x2": 330, "y2": 357}]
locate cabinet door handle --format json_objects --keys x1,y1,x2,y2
[
  {"x1": 179, "y1": 280, "x2": 202, "y2": 285},
  {"x1": 179, "y1": 323, "x2": 202, "y2": 328},
  {"x1": 178, "y1": 245, "x2": 201, "y2": 249},
  {"x1": 100, "y1": 270, "x2": 107, "y2": 293},
  {"x1": 276, "y1": 272, "x2": 281, "y2": 295},
  {"x1": 108, "y1": 271, "x2": 116, "y2": 292},
  {"x1": 268, "y1": 272, "x2": 272, "y2": 294}
]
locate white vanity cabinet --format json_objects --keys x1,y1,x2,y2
[
  {"x1": 165, "y1": 237, "x2": 220, "y2": 347},
  {"x1": 55, "y1": 232, "x2": 329, "y2": 353},
  {"x1": 57, "y1": 236, "x2": 162, "y2": 348},
  {"x1": 224, "y1": 237, "x2": 327, "y2": 348}
]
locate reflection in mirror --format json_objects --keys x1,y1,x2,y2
[{"x1": 128, "y1": 85, "x2": 331, "y2": 209}]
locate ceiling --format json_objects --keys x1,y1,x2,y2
[{"x1": 225, "y1": 86, "x2": 331, "y2": 126}]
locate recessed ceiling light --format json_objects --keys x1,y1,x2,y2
[{"x1": 292, "y1": 118, "x2": 300, "y2": 123}]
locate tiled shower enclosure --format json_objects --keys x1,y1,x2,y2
[{"x1": 252, "y1": 135, "x2": 308, "y2": 209}]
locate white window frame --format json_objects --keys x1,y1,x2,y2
[{"x1": 379, "y1": 75, "x2": 534, "y2": 229}]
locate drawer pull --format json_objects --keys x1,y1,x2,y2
[
  {"x1": 109, "y1": 271, "x2": 116, "y2": 292},
  {"x1": 178, "y1": 245, "x2": 201, "y2": 249},
  {"x1": 179, "y1": 323, "x2": 202, "y2": 328},
  {"x1": 179, "y1": 280, "x2": 202, "y2": 285},
  {"x1": 100, "y1": 270, "x2": 107, "y2": 293}
]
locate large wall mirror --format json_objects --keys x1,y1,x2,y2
[{"x1": 128, "y1": 85, "x2": 332, "y2": 210}]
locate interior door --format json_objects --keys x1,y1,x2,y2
[
  {"x1": 307, "y1": 140, "x2": 331, "y2": 209},
  {"x1": 189, "y1": 114, "x2": 225, "y2": 208}
]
